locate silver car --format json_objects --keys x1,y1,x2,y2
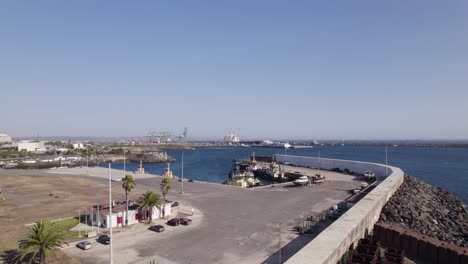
[{"x1": 76, "y1": 241, "x2": 92, "y2": 250}]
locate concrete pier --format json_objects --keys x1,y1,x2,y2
[{"x1": 277, "y1": 155, "x2": 404, "y2": 264}]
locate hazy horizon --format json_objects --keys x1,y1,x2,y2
[
  {"x1": 10, "y1": 135, "x2": 468, "y2": 143},
  {"x1": 1, "y1": 1, "x2": 467, "y2": 139}
]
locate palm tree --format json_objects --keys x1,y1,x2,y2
[
  {"x1": 121, "y1": 174, "x2": 136, "y2": 226},
  {"x1": 160, "y1": 178, "x2": 172, "y2": 217},
  {"x1": 18, "y1": 219, "x2": 67, "y2": 264},
  {"x1": 138, "y1": 190, "x2": 162, "y2": 223}
]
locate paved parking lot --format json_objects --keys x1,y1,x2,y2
[{"x1": 63, "y1": 169, "x2": 363, "y2": 264}]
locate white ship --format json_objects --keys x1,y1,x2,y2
[{"x1": 254, "y1": 140, "x2": 291, "y2": 149}]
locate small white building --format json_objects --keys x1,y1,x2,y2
[
  {"x1": 73, "y1": 143, "x2": 86, "y2": 149},
  {"x1": 0, "y1": 133, "x2": 12, "y2": 143},
  {"x1": 90, "y1": 201, "x2": 172, "y2": 228},
  {"x1": 17, "y1": 141, "x2": 46, "y2": 152}
]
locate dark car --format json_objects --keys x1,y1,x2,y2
[
  {"x1": 167, "y1": 218, "x2": 180, "y2": 226},
  {"x1": 188, "y1": 179, "x2": 194, "y2": 182},
  {"x1": 97, "y1": 234, "x2": 110, "y2": 244},
  {"x1": 76, "y1": 241, "x2": 92, "y2": 250},
  {"x1": 171, "y1": 201, "x2": 179, "y2": 207},
  {"x1": 180, "y1": 217, "x2": 192, "y2": 225},
  {"x1": 149, "y1": 224, "x2": 165, "y2": 232}
]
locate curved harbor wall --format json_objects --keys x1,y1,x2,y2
[{"x1": 275, "y1": 155, "x2": 404, "y2": 264}]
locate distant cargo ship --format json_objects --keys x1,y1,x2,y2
[{"x1": 252, "y1": 140, "x2": 291, "y2": 149}]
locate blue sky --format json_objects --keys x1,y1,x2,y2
[{"x1": 1, "y1": 1, "x2": 467, "y2": 140}]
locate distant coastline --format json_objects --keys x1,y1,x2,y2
[{"x1": 12, "y1": 137, "x2": 468, "y2": 148}]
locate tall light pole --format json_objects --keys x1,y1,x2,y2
[
  {"x1": 78, "y1": 209, "x2": 81, "y2": 238},
  {"x1": 180, "y1": 151, "x2": 184, "y2": 194},
  {"x1": 108, "y1": 163, "x2": 113, "y2": 264},
  {"x1": 278, "y1": 223, "x2": 282, "y2": 264},
  {"x1": 385, "y1": 145, "x2": 388, "y2": 176},
  {"x1": 97, "y1": 204, "x2": 100, "y2": 234},
  {"x1": 123, "y1": 150, "x2": 126, "y2": 177},
  {"x1": 86, "y1": 147, "x2": 89, "y2": 175}
]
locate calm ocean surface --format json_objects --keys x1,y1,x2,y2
[{"x1": 106, "y1": 146, "x2": 468, "y2": 204}]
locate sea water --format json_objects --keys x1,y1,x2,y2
[{"x1": 107, "y1": 145, "x2": 468, "y2": 204}]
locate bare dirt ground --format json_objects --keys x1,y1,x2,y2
[{"x1": 0, "y1": 169, "x2": 133, "y2": 263}]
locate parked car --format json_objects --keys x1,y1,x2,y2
[
  {"x1": 167, "y1": 218, "x2": 180, "y2": 226},
  {"x1": 171, "y1": 201, "x2": 179, "y2": 207},
  {"x1": 149, "y1": 224, "x2": 165, "y2": 232},
  {"x1": 97, "y1": 234, "x2": 110, "y2": 244},
  {"x1": 111, "y1": 178, "x2": 121, "y2": 182},
  {"x1": 188, "y1": 179, "x2": 194, "y2": 182},
  {"x1": 180, "y1": 217, "x2": 192, "y2": 225},
  {"x1": 76, "y1": 241, "x2": 92, "y2": 250}
]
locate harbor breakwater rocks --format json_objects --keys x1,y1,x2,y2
[
  {"x1": 127, "y1": 152, "x2": 175, "y2": 163},
  {"x1": 379, "y1": 175, "x2": 468, "y2": 247}
]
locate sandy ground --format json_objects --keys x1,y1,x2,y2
[
  {"x1": 0, "y1": 169, "x2": 135, "y2": 263},
  {"x1": 45, "y1": 166, "x2": 161, "y2": 179},
  {"x1": 0, "y1": 167, "x2": 362, "y2": 264}
]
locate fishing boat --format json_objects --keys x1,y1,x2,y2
[
  {"x1": 293, "y1": 175, "x2": 309, "y2": 186},
  {"x1": 224, "y1": 160, "x2": 261, "y2": 188},
  {"x1": 312, "y1": 172, "x2": 326, "y2": 183}
]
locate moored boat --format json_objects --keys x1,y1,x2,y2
[{"x1": 293, "y1": 175, "x2": 309, "y2": 186}]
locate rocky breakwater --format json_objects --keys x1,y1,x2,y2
[
  {"x1": 379, "y1": 175, "x2": 468, "y2": 247},
  {"x1": 127, "y1": 152, "x2": 175, "y2": 163}
]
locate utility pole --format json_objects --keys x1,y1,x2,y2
[{"x1": 108, "y1": 163, "x2": 113, "y2": 264}]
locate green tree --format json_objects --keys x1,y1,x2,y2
[
  {"x1": 18, "y1": 219, "x2": 67, "y2": 264},
  {"x1": 160, "y1": 178, "x2": 172, "y2": 217},
  {"x1": 138, "y1": 190, "x2": 162, "y2": 223},
  {"x1": 121, "y1": 174, "x2": 136, "y2": 226}
]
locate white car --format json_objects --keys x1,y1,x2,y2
[
  {"x1": 364, "y1": 171, "x2": 375, "y2": 177},
  {"x1": 111, "y1": 178, "x2": 121, "y2": 182},
  {"x1": 76, "y1": 241, "x2": 92, "y2": 250}
]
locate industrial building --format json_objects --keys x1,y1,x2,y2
[
  {"x1": 0, "y1": 133, "x2": 12, "y2": 144},
  {"x1": 17, "y1": 141, "x2": 46, "y2": 152}
]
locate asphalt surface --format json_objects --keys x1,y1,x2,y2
[{"x1": 63, "y1": 169, "x2": 362, "y2": 264}]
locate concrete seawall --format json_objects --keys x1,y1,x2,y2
[{"x1": 275, "y1": 155, "x2": 404, "y2": 264}]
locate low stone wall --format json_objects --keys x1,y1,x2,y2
[{"x1": 279, "y1": 155, "x2": 404, "y2": 264}]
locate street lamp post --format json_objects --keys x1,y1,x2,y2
[
  {"x1": 86, "y1": 147, "x2": 89, "y2": 175},
  {"x1": 108, "y1": 163, "x2": 113, "y2": 264},
  {"x1": 78, "y1": 209, "x2": 81, "y2": 238},
  {"x1": 278, "y1": 223, "x2": 282, "y2": 264},
  {"x1": 180, "y1": 151, "x2": 184, "y2": 194}
]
